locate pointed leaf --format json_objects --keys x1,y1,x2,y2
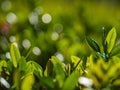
[
  {"x1": 10, "y1": 43, "x2": 21, "y2": 68},
  {"x1": 86, "y1": 37, "x2": 100, "y2": 52},
  {"x1": 106, "y1": 27, "x2": 116, "y2": 53},
  {"x1": 62, "y1": 71, "x2": 79, "y2": 90},
  {"x1": 71, "y1": 56, "x2": 80, "y2": 66}
]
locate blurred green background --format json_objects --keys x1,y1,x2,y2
[{"x1": 0, "y1": 0, "x2": 120, "y2": 69}]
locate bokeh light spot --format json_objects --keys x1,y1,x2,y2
[
  {"x1": 1, "y1": 0, "x2": 12, "y2": 11},
  {"x1": 0, "y1": 77, "x2": 10, "y2": 89},
  {"x1": 53, "y1": 24, "x2": 63, "y2": 33},
  {"x1": 6, "y1": 52, "x2": 11, "y2": 59},
  {"x1": 42, "y1": 13, "x2": 52, "y2": 24},
  {"x1": 9, "y1": 36, "x2": 16, "y2": 42},
  {"x1": 78, "y1": 76, "x2": 93, "y2": 88},
  {"x1": 29, "y1": 12, "x2": 38, "y2": 25},
  {"x1": 34, "y1": 7, "x2": 44, "y2": 15},
  {"x1": 55, "y1": 52, "x2": 64, "y2": 62},
  {"x1": 32, "y1": 47, "x2": 41, "y2": 56},
  {"x1": 22, "y1": 39, "x2": 31, "y2": 49},
  {"x1": 6, "y1": 12, "x2": 17, "y2": 24},
  {"x1": 51, "y1": 32, "x2": 59, "y2": 41}
]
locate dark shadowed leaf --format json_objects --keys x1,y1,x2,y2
[
  {"x1": 40, "y1": 77, "x2": 55, "y2": 90},
  {"x1": 86, "y1": 37, "x2": 100, "y2": 52}
]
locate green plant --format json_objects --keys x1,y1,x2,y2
[{"x1": 1, "y1": 27, "x2": 120, "y2": 90}]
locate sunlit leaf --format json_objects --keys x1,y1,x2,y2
[
  {"x1": 21, "y1": 73, "x2": 35, "y2": 90},
  {"x1": 106, "y1": 27, "x2": 116, "y2": 53},
  {"x1": 0, "y1": 60, "x2": 7, "y2": 75},
  {"x1": 86, "y1": 37, "x2": 100, "y2": 52},
  {"x1": 71, "y1": 56, "x2": 80, "y2": 67},
  {"x1": 10, "y1": 43, "x2": 21, "y2": 68},
  {"x1": 62, "y1": 71, "x2": 79, "y2": 90},
  {"x1": 13, "y1": 69, "x2": 20, "y2": 90}
]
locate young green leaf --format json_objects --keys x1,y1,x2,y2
[
  {"x1": 62, "y1": 71, "x2": 79, "y2": 90},
  {"x1": 44, "y1": 60, "x2": 53, "y2": 77},
  {"x1": 109, "y1": 44, "x2": 120, "y2": 57},
  {"x1": 0, "y1": 60, "x2": 7, "y2": 75},
  {"x1": 86, "y1": 37, "x2": 100, "y2": 52},
  {"x1": 10, "y1": 43, "x2": 21, "y2": 68},
  {"x1": 71, "y1": 56, "x2": 80, "y2": 66},
  {"x1": 106, "y1": 27, "x2": 116, "y2": 53},
  {"x1": 21, "y1": 73, "x2": 35, "y2": 90},
  {"x1": 19, "y1": 57, "x2": 26, "y2": 72},
  {"x1": 40, "y1": 77, "x2": 55, "y2": 90},
  {"x1": 50, "y1": 56, "x2": 66, "y2": 88},
  {"x1": 26, "y1": 61, "x2": 43, "y2": 78}
]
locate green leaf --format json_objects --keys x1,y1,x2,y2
[
  {"x1": 19, "y1": 57, "x2": 26, "y2": 72},
  {"x1": 50, "y1": 56, "x2": 66, "y2": 88},
  {"x1": 65, "y1": 64, "x2": 71, "y2": 76},
  {"x1": 62, "y1": 71, "x2": 79, "y2": 90},
  {"x1": 71, "y1": 56, "x2": 80, "y2": 65},
  {"x1": 21, "y1": 73, "x2": 35, "y2": 90},
  {"x1": 10, "y1": 43, "x2": 21, "y2": 68},
  {"x1": 106, "y1": 27, "x2": 116, "y2": 53},
  {"x1": 13, "y1": 69, "x2": 21, "y2": 90},
  {"x1": 44, "y1": 60, "x2": 53, "y2": 77},
  {"x1": 26, "y1": 61, "x2": 43, "y2": 78},
  {"x1": 0, "y1": 60, "x2": 7, "y2": 75},
  {"x1": 86, "y1": 37, "x2": 100, "y2": 52},
  {"x1": 40, "y1": 77, "x2": 55, "y2": 90},
  {"x1": 71, "y1": 56, "x2": 83, "y2": 75}
]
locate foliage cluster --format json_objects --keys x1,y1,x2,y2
[{"x1": 0, "y1": 28, "x2": 120, "y2": 90}]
